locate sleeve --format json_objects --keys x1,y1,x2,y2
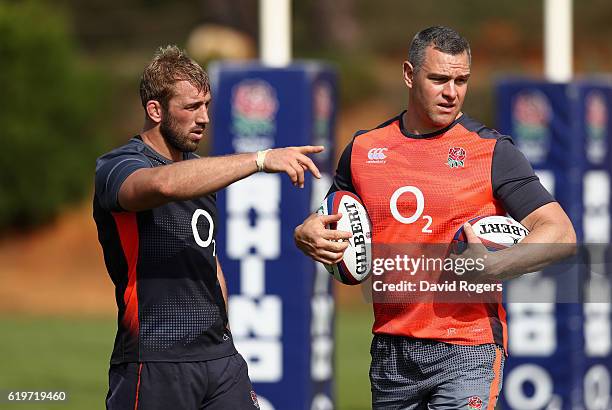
[
  {"x1": 492, "y1": 137, "x2": 555, "y2": 222},
  {"x1": 326, "y1": 139, "x2": 356, "y2": 197},
  {"x1": 95, "y1": 151, "x2": 150, "y2": 212}
]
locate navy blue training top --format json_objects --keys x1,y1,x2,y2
[{"x1": 93, "y1": 137, "x2": 236, "y2": 363}]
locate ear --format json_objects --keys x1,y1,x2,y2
[
  {"x1": 403, "y1": 61, "x2": 414, "y2": 89},
  {"x1": 145, "y1": 100, "x2": 163, "y2": 124}
]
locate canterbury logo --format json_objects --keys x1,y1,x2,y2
[{"x1": 367, "y1": 147, "x2": 388, "y2": 162}]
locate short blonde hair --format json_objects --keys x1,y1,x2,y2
[{"x1": 139, "y1": 45, "x2": 210, "y2": 109}]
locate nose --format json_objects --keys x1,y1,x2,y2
[
  {"x1": 442, "y1": 81, "x2": 457, "y2": 101},
  {"x1": 196, "y1": 105, "x2": 210, "y2": 125}
]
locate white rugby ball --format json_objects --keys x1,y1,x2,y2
[
  {"x1": 317, "y1": 191, "x2": 373, "y2": 285},
  {"x1": 452, "y1": 215, "x2": 530, "y2": 253}
]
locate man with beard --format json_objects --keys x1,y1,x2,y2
[{"x1": 94, "y1": 45, "x2": 323, "y2": 410}]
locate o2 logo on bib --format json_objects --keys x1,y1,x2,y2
[
  {"x1": 389, "y1": 186, "x2": 433, "y2": 233},
  {"x1": 191, "y1": 209, "x2": 217, "y2": 255}
]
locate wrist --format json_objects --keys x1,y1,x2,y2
[
  {"x1": 256, "y1": 149, "x2": 271, "y2": 172},
  {"x1": 483, "y1": 251, "x2": 504, "y2": 278}
]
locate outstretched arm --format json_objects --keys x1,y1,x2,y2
[{"x1": 119, "y1": 146, "x2": 323, "y2": 212}]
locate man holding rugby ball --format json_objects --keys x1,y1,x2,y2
[{"x1": 294, "y1": 26, "x2": 576, "y2": 409}]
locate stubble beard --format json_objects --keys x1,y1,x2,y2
[{"x1": 160, "y1": 111, "x2": 198, "y2": 153}]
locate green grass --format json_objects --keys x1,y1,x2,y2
[
  {"x1": 335, "y1": 305, "x2": 374, "y2": 410},
  {"x1": 0, "y1": 316, "x2": 115, "y2": 409},
  {"x1": 0, "y1": 309, "x2": 374, "y2": 409}
]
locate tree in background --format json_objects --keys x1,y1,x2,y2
[
  {"x1": 312, "y1": 0, "x2": 361, "y2": 51},
  {"x1": 198, "y1": 0, "x2": 257, "y2": 40},
  {"x1": 0, "y1": 1, "x2": 110, "y2": 231}
]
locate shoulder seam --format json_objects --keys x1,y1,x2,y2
[
  {"x1": 459, "y1": 115, "x2": 509, "y2": 141},
  {"x1": 476, "y1": 127, "x2": 508, "y2": 140},
  {"x1": 352, "y1": 114, "x2": 401, "y2": 139}
]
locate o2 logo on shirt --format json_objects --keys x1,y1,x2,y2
[
  {"x1": 389, "y1": 186, "x2": 433, "y2": 233},
  {"x1": 191, "y1": 209, "x2": 217, "y2": 255}
]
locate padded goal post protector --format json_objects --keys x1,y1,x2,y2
[
  {"x1": 574, "y1": 79, "x2": 612, "y2": 410},
  {"x1": 496, "y1": 78, "x2": 612, "y2": 410},
  {"x1": 209, "y1": 62, "x2": 337, "y2": 410}
]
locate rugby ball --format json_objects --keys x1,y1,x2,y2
[
  {"x1": 452, "y1": 215, "x2": 529, "y2": 253},
  {"x1": 317, "y1": 191, "x2": 373, "y2": 285}
]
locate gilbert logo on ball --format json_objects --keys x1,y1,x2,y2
[
  {"x1": 452, "y1": 215, "x2": 529, "y2": 254},
  {"x1": 317, "y1": 191, "x2": 373, "y2": 285}
]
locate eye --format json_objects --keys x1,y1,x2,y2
[
  {"x1": 456, "y1": 76, "x2": 470, "y2": 85},
  {"x1": 430, "y1": 77, "x2": 448, "y2": 84}
]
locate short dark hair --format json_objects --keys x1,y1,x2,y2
[
  {"x1": 139, "y1": 45, "x2": 210, "y2": 109},
  {"x1": 408, "y1": 26, "x2": 471, "y2": 72}
]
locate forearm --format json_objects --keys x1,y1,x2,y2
[
  {"x1": 160, "y1": 153, "x2": 258, "y2": 200},
  {"x1": 487, "y1": 218, "x2": 576, "y2": 281},
  {"x1": 120, "y1": 152, "x2": 257, "y2": 211}
]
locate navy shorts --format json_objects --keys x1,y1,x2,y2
[
  {"x1": 370, "y1": 335, "x2": 504, "y2": 410},
  {"x1": 106, "y1": 353, "x2": 259, "y2": 410}
]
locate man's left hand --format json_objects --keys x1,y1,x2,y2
[{"x1": 448, "y1": 222, "x2": 498, "y2": 281}]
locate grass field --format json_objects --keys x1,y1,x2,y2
[
  {"x1": 0, "y1": 306, "x2": 374, "y2": 409},
  {"x1": 0, "y1": 316, "x2": 114, "y2": 409},
  {"x1": 335, "y1": 305, "x2": 373, "y2": 410}
]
